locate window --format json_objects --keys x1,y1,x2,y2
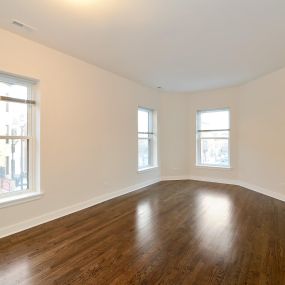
[
  {"x1": 0, "y1": 73, "x2": 37, "y2": 201},
  {"x1": 138, "y1": 107, "x2": 157, "y2": 171},
  {"x1": 196, "y1": 109, "x2": 230, "y2": 168}
]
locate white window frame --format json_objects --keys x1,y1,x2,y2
[
  {"x1": 137, "y1": 107, "x2": 158, "y2": 172},
  {"x1": 196, "y1": 108, "x2": 231, "y2": 168},
  {"x1": 0, "y1": 72, "x2": 41, "y2": 207}
]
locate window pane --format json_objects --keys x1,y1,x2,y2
[
  {"x1": 138, "y1": 138, "x2": 149, "y2": 169},
  {"x1": 200, "y1": 130, "x2": 229, "y2": 138},
  {"x1": 0, "y1": 101, "x2": 28, "y2": 136},
  {"x1": 138, "y1": 109, "x2": 149, "y2": 133},
  {"x1": 0, "y1": 139, "x2": 29, "y2": 194},
  {"x1": 200, "y1": 138, "x2": 229, "y2": 166},
  {"x1": 0, "y1": 82, "x2": 28, "y2": 100},
  {"x1": 199, "y1": 110, "x2": 229, "y2": 130}
]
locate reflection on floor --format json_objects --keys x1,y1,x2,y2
[{"x1": 1, "y1": 180, "x2": 285, "y2": 284}]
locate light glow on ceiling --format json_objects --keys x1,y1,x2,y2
[{"x1": 66, "y1": 0, "x2": 96, "y2": 6}]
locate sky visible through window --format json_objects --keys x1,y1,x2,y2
[
  {"x1": 199, "y1": 110, "x2": 229, "y2": 131},
  {"x1": 138, "y1": 109, "x2": 149, "y2": 133}
]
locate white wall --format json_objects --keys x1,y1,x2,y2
[
  {"x1": 161, "y1": 68, "x2": 285, "y2": 199},
  {"x1": 0, "y1": 28, "x2": 160, "y2": 232},
  {"x1": 238, "y1": 69, "x2": 285, "y2": 194},
  {"x1": 160, "y1": 92, "x2": 190, "y2": 178}
]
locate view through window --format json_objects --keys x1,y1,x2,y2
[
  {"x1": 196, "y1": 109, "x2": 230, "y2": 167},
  {"x1": 0, "y1": 75, "x2": 35, "y2": 197},
  {"x1": 138, "y1": 108, "x2": 156, "y2": 170}
]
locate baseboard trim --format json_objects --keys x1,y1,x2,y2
[
  {"x1": 237, "y1": 181, "x2": 285, "y2": 202},
  {"x1": 161, "y1": 175, "x2": 191, "y2": 181},
  {"x1": 188, "y1": 175, "x2": 239, "y2": 186},
  {"x1": 161, "y1": 175, "x2": 285, "y2": 203},
  {"x1": 0, "y1": 178, "x2": 160, "y2": 239},
  {"x1": 2, "y1": 175, "x2": 284, "y2": 239}
]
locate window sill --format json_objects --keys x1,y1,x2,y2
[
  {"x1": 195, "y1": 164, "x2": 232, "y2": 170},
  {"x1": 0, "y1": 192, "x2": 43, "y2": 209},
  {"x1": 138, "y1": 166, "x2": 159, "y2": 173}
]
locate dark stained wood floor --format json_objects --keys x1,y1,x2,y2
[{"x1": 1, "y1": 180, "x2": 285, "y2": 285}]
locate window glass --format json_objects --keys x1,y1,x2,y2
[
  {"x1": 0, "y1": 139, "x2": 28, "y2": 194},
  {"x1": 0, "y1": 101, "x2": 28, "y2": 136},
  {"x1": 138, "y1": 109, "x2": 149, "y2": 133},
  {"x1": 200, "y1": 139, "x2": 229, "y2": 167},
  {"x1": 199, "y1": 110, "x2": 229, "y2": 130},
  {"x1": 197, "y1": 109, "x2": 230, "y2": 167},
  {"x1": 0, "y1": 74, "x2": 36, "y2": 199},
  {"x1": 0, "y1": 82, "x2": 28, "y2": 100},
  {"x1": 138, "y1": 108, "x2": 156, "y2": 170}
]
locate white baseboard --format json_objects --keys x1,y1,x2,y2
[
  {"x1": 188, "y1": 175, "x2": 239, "y2": 186},
  {"x1": 2, "y1": 175, "x2": 284, "y2": 239},
  {"x1": 161, "y1": 175, "x2": 285, "y2": 203},
  {"x1": 0, "y1": 178, "x2": 160, "y2": 239},
  {"x1": 161, "y1": 175, "x2": 190, "y2": 181},
  {"x1": 237, "y1": 181, "x2": 285, "y2": 202},
  {"x1": 161, "y1": 175, "x2": 237, "y2": 185}
]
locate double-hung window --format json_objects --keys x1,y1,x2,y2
[
  {"x1": 0, "y1": 73, "x2": 37, "y2": 201},
  {"x1": 138, "y1": 107, "x2": 157, "y2": 171},
  {"x1": 196, "y1": 109, "x2": 230, "y2": 168}
]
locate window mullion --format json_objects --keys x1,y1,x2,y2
[
  {"x1": 200, "y1": 137, "x2": 229, "y2": 140},
  {"x1": 0, "y1": 136, "x2": 31, "y2": 140},
  {"x1": 197, "y1": 129, "x2": 230, "y2": 132}
]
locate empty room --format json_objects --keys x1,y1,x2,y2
[{"x1": 0, "y1": 0, "x2": 285, "y2": 284}]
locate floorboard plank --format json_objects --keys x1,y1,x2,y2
[{"x1": 1, "y1": 180, "x2": 285, "y2": 284}]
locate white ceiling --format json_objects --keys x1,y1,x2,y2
[{"x1": 0, "y1": 0, "x2": 285, "y2": 92}]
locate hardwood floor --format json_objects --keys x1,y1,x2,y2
[{"x1": 1, "y1": 180, "x2": 285, "y2": 285}]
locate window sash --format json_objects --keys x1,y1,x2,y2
[
  {"x1": 138, "y1": 132, "x2": 155, "y2": 135},
  {"x1": 197, "y1": 129, "x2": 229, "y2": 132},
  {"x1": 197, "y1": 137, "x2": 230, "y2": 165},
  {"x1": 196, "y1": 109, "x2": 230, "y2": 167},
  {"x1": 0, "y1": 96, "x2": 36, "y2": 105},
  {"x1": 138, "y1": 107, "x2": 156, "y2": 170},
  {"x1": 196, "y1": 108, "x2": 230, "y2": 131},
  {"x1": 0, "y1": 138, "x2": 31, "y2": 196},
  {"x1": 0, "y1": 136, "x2": 31, "y2": 139},
  {"x1": 138, "y1": 138, "x2": 153, "y2": 168},
  {"x1": 199, "y1": 137, "x2": 229, "y2": 140},
  {"x1": 0, "y1": 76, "x2": 35, "y2": 198}
]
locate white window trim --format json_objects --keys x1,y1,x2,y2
[
  {"x1": 0, "y1": 191, "x2": 43, "y2": 209},
  {"x1": 195, "y1": 164, "x2": 232, "y2": 169},
  {"x1": 0, "y1": 72, "x2": 40, "y2": 206},
  {"x1": 137, "y1": 107, "x2": 158, "y2": 172},
  {"x1": 196, "y1": 108, "x2": 231, "y2": 169},
  {"x1": 137, "y1": 165, "x2": 159, "y2": 173}
]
